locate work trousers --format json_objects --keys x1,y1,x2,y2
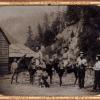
[
  {"x1": 93, "y1": 70, "x2": 100, "y2": 90},
  {"x1": 78, "y1": 67, "x2": 85, "y2": 88}
]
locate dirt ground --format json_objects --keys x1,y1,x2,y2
[{"x1": 0, "y1": 70, "x2": 100, "y2": 96}]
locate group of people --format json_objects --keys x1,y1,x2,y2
[{"x1": 10, "y1": 46, "x2": 100, "y2": 91}]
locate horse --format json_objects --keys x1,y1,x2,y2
[
  {"x1": 11, "y1": 56, "x2": 35, "y2": 84},
  {"x1": 52, "y1": 58, "x2": 65, "y2": 86},
  {"x1": 52, "y1": 58, "x2": 79, "y2": 86},
  {"x1": 65, "y1": 64, "x2": 79, "y2": 85},
  {"x1": 45, "y1": 61, "x2": 53, "y2": 84}
]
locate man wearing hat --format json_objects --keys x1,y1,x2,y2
[
  {"x1": 93, "y1": 54, "x2": 100, "y2": 91},
  {"x1": 62, "y1": 46, "x2": 69, "y2": 68},
  {"x1": 77, "y1": 52, "x2": 87, "y2": 88},
  {"x1": 34, "y1": 46, "x2": 43, "y2": 68}
]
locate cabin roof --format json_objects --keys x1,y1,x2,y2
[
  {"x1": 9, "y1": 44, "x2": 36, "y2": 57},
  {"x1": 0, "y1": 27, "x2": 17, "y2": 44}
]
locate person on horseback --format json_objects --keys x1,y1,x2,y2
[
  {"x1": 62, "y1": 46, "x2": 69, "y2": 68},
  {"x1": 34, "y1": 46, "x2": 43, "y2": 69},
  {"x1": 61, "y1": 46, "x2": 69, "y2": 75},
  {"x1": 77, "y1": 52, "x2": 87, "y2": 89}
]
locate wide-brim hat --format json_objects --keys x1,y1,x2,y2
[
  {"x1": 63, "y1": 46, "x2": 69, "y2": 49},
  {"x1": 35, "y1": 45, "x2": 40, "y2": 48},
  {"x1": 96, "y1": 54, "x2": 100, "y2": 57},
  {"x1": 80, "y1": 52, "x2": 84, "y2": 54}
]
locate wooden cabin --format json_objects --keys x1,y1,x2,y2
[{"x1": 0, "y1": 28, "x2": 10, "y2": 74}]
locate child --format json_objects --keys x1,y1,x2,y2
[
  {"x1": 41, "y1": 70, "x2": 50, "y2": 88},
  {"x1": 36, "y1": 67, "x2": 43, "y2": 86}
]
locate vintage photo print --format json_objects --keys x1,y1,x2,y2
[{"x1": 0, "y1": 5, "x2": 100, "y2": 96}]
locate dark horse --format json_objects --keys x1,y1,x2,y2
[
  {"x1": 52, "y1": 58, "x2": 65, "y2": 86},
  {"x1": 45, "y1": 61, "x2": 53, "y2": 84},
  {"x1": 52, "y1": 58, "x2": 79, "y2": 86},
  {"x1": 11, "y1": 56, "x2": 36, "y2": 84},
  {"x1": 66, "y1": 64, "x2": 79, "y2": 85}
]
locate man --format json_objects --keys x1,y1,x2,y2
[
  {"x1": 62, "y1": 46, "x2": 69, "y2": 74},
  {"x1": 34, "y1": 46, "x2": 43, "y2": 68},
  {"x1": 77, "y1": 52, "x2": 87, "y2": 88},
  {"x1": 11, "y1": 58, "x2": 18, "y2": 74},
  {"x1": 93, "y1": 54, "x2": 100, "y2": 91},
  {"x1": 62, "y1": 47, "x2": 69, "y2": 68}
]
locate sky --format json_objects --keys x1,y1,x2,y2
[
  {"x1": 0, "y1": 6, "x2": 67, "y2": 44},
  {"x1": 0, "y1": 6, "x2": 66, "y2": 21}
]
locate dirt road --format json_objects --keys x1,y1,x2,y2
[{"x1": 0, "y1": 71, "x2": 99, "y2": 96}]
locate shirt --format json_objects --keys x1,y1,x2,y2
[
  {"x1": 77, "y1": 57, "x2": 87, "y2": 66},
  {"x1": 93, "y1": 61, "x2": 100, "y2": 71},
  {"x1": 58, "y1": 61, "x2": 65, "y2": 69},
  {"x1": 11, "y1": 62, "x2": 18, "y2": 73},
  {"x1": 62, "y1": 52, "x2": 69, "y2": 67},
  {"x1": 34, "y1": 51, "x2": 43, "y2": 66}
]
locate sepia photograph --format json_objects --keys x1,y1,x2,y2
[{"x1": 0, "y1": 5, "x2": 100, "y2": 96}]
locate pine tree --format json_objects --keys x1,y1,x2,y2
[{"x1": 25, "y1": 26, "x2": 34, "y2": 50}]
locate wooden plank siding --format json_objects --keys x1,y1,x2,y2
[{"x1": 0, "y1": 29, "x2": 9, "y2": 74}]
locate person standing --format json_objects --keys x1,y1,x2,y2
[
  {"x1": 41, "y1": 70, "x2": 50, "y2": 88},
  {"x1": 11, "y1": 54, "x2": 27, "y2": 84},
  {"x1": 77, "y1": 52, "x2": 87, "y2": 88},
  {"x1": 11, "y1": 58, "x2": 18, "y2": 74},
  {"x1": 93, "y1": 55, "x2": 100, "y2": 91}
]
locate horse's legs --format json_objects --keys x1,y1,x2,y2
[
  {"x1": 33, "y1": 75, "x2": 35, "y2": 83},
  {"x1": 59, "y1": 76, "x2": 62, "y2": 86},
  {"x1": 31, "y1": 76, "x2": 34, "y2": 84},
  {"x1": 29, "y1": 71, "x2": 33, "y2": 84},
  {"x1": 50, "y1": 75, "x2": 52, "y2": 84},
  {"x1": 11, "y1": 72, "x2": 15, "y2": 84},
  {"x1": 16, "y1": 72, "x2": 19, "y2": 83},
  {"x1": 74, "y1": 77, "x2": 78, "y2": 85},
  {"x1": 29, "y1": 71, "x2": 32, "y2": 84},
  {"x1": 74, "y1": 69, "x2": 78, "y2": 85},
  {"x1": 29, "y1": 74, "x2": 32, "y2": 84},
  {"x1": 31, "y1": 74, "x2": 35, "y2": 84}
]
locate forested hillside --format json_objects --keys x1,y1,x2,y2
[{"x1": 26, "y1": 6, "x2": 100, "y2": 65}]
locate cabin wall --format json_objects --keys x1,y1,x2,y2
[{"x1": 0, "y1": 31, "x2": 9, "y2": 74}]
